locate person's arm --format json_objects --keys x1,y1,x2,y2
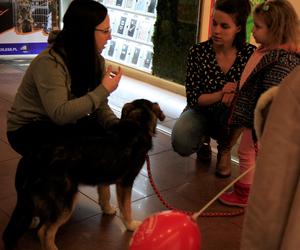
[
  {"x1": 33, "y1": 54, "x2": 120, "y2": 125},
  {"x1": 96, "y1": 100, "x2": 119, "y2": 128},
  {"x1": 197, "y1": 91, "x2": 223, "y2": 106},
  {"x1": 198, "y1": 81, "x2": 237, "y2": 106},
  {"x1": 95, "y1": 58, "x2": 121, "y2": 128},
  {"x1": 185, "y1": 45, "x2": 203, "y2": 108},
  {"x1": 186, "y1": 43, "x2": 220, "y2": 108}
]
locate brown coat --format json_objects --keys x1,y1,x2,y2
[{"x1": 241, "y1": 66, "x2": 300, "y2": 250}]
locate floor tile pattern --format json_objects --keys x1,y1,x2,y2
[{"x1": 0, "y1": 59, "x2": 244, "y2": 250}]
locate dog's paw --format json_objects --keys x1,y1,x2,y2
[
  {"x1": 123, "y1": 220, "x2": 142, "y2": 231},
  {"x1": 101, "y1": 204, "x2": 117, "y2": 215}
]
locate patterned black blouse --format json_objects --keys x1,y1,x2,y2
[{"x1": 185, "y1": 39, "x2": 256, "y2": 114}]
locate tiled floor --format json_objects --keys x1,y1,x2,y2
[{"x1": 0, "y1": 59, "x2": 244, "y2": 250}]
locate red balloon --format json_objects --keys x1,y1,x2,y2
[{"x1": 129, "y1": 211, "x2": 201, "y2": 250}]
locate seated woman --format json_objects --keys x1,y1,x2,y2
[
  {"x1": 171, "y1": 0, "x2": 255, "y2": 177},
  {"x1": 7, "y1": 0, "x2": 122, "y2": 156}
]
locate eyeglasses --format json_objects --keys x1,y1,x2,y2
[{"x1": 95, "y1": 27, "x2": 112, "y2": 35}]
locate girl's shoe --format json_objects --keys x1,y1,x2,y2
[{"x1": 219, "y1": 182, "x2": 250, "y2": 207}]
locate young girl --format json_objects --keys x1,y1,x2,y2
[{"x1": 219, "y1": 0, "x2": 300, "y2": 207}]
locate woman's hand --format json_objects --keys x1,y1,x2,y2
[
  {"x1": 222, "y1": 93, "x2": 235, "y2": 107},
  {"x1": 198, "y1": 82, "x2": 237, "y2": 106},
  {"x1": 222, "y1": 82, "x2": 237, "y2": 93},
  {"x1": 102, "y1": 65, "x2": 122, "y2": 93},
  {"x1": 221, "y1": 82, "x2": 237, "y2": 107}
]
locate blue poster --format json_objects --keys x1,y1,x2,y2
[{"x1": 0, "y1": 42, "x2": 48, "y2": 55}]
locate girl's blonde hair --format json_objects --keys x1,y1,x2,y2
[{"x1": 254, "y1": 0, "x2": 300, "y2": 49}]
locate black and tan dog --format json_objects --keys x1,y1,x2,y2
[{"x1": 3, "y1": 99, "x2": 165, "y2": 250}]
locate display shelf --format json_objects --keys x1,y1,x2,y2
[
  {"x1": 106, "y1": 4, "x2": 156, "y2": 18},
  {"x1": 100, "y1": 0, "x2": 157, "y2": 73}
]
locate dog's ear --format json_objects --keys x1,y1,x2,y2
[
  {"x1": 152, "y1": 103, "x2": 165, "y2": 121},
  {"x1": 121, "y1": 103, "x2": 135, "y2": 119}
]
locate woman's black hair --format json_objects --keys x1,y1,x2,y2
[
  {"x1": 215, "y1": 0, "x2": 251, "y2": 49},
  {"x1": 52, "y1": 0, "x2": 107, "y2": 97}
]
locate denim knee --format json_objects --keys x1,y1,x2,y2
[
  {"x1": 171, "y1": 109, "x2": 207, "y2": 156},
  {"x1": 171, "y1": 130, "x2": 193, "y2": 156}
]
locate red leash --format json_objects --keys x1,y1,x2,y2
[{"x1": 146, "y1": 155, "x2": 244, "y2": 217}]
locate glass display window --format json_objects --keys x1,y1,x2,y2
[{"x1": 99, "y1": 0, "x2": 156, "y2": 73}]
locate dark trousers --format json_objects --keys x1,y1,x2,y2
[{"x1": 7, "y1": 115, "x2": 105, "y2": 156}]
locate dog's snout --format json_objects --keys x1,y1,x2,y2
[{"x1": 152, "y1": 103, "x2": 165, "y2": 121}]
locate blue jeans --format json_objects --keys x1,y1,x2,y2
[
  {"x1": 171, "y1": 107, "x2": 228, "y2": 156},
  {"x1": 171, "y1": 109, "x2": 209, "y2": 156}
]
